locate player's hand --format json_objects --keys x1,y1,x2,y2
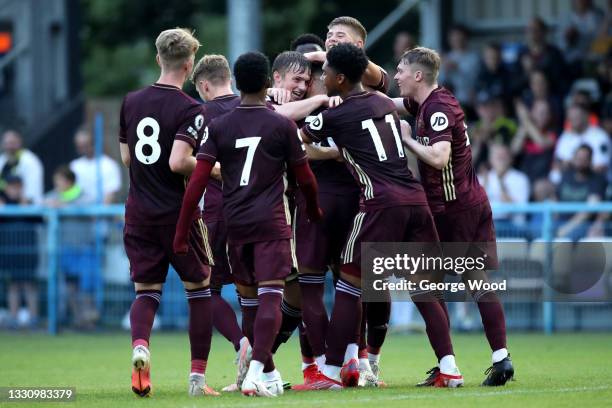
[
  {"x1": 326, "y1": 96, "x2": 343, "y2": 108},
  {"x1": 173, "y1": 235, "x2": 189, "y2": 255},
  {"x1": 307, "y1": 206, "x2": 324, "y2": 223},
  {"x1": 304, "y1": 51, "x2": 326, "y2": 63},
  {"x1": 267, "y1": 88, "x2": 292, "y2": 105},
  {"x1": 399, "y1": 119, "x2": 412, "y2": 145}
]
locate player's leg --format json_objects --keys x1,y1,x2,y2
[
  {"x1": 270, "y1": 275, "x2": 302, "y2": 356},
  {"x1": 364, "y1": 296, "x2": 390, "y2": 386}
]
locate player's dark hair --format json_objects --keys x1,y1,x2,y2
[
  {"x1": 310, "y1": 61, "x2": 323, "y2": 78},
  {"x1": 234, "y1": 51, "x2": 270, "y2": 94},
  {"x1": 290, "y1": 33, "x2": 325, "y2": 52},
  {"x1": 54, "y1": 165, "x2": 76, "y2": 184},
  {"x1": 272, "y1": 51, "x2": 310, "y2": 76},
  {"x1": 326, "y1": 43, "x2": 369, "y2": 84}
]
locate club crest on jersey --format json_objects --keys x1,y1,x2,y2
[
  {"x1": 307, "y1": 113, "x2": 323, "y2": 131},
  {"x1": 430, "y1": 112, "x2": 449, "y2": 131},
  {"x1": 195, "y1": 114, "x2": 204, "y2": 130}
]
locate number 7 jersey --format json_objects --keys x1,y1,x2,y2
[
  {"x1": 119, "y1": 82, "x2": 206, "y2": 225},
  {"x1": 197, "y1": 104, "x2": 307, "y2": 245}
]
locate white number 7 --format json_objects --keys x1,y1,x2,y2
[{"x1": 235, "y1": 137, "x2": 261, "y2": 186}]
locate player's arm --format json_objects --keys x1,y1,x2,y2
[
  {"x1": 169, "y1": 140, "x2": 196, "y2": 176},
  {"x1": 400, "y1": 120, "x2": 451, "y2": 170},
  {"x1": 273, "y1": 95, "x2": 331, "y2": 121},
  {"x1": 392, "y1": 98, "x2": 409, "y2": 115},
  {"x1": 119, "y1": 143, "x2": 131, "y2": 167},
  {"x1": 210, "y1": 162, "x2": 222, "y2": 181},
  {"x1": 304, "y1": 143, "x2": 340, "y2": 160},
  {"x1": 293, "y1": 161, "x2": 323, "y2": 222},
  {"x1": 363, "y1": 62, "x2": 389, "y2": 93},
  {"x1": 173, "y1": 159, "x2": 214, "y2": 254},
  {"x1": 118, "y1": 97, "x2": 130, "y2": 167}
]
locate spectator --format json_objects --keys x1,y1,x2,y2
[
  {"x1": 439, "y1": 24, "x2": 480, "y2": 114},
  {"x1": 0, "y1": 130, "x2": 44, "y2": 204},
  {"x1": 558, "y1": 0, "x2": 604, "y2": 66},
  {"x1": 520, "y1": 17, "x2": 568, "y2": 96},
  {"x1": 512, "y1": 100, "x2": 558, "y2": 180},
  {"x1": 557, "y1": 145, "x2": 608, "y2": 240},
  {"x1": 471, "y1": 93, "x2": 517, "y2": 174},
  {"x1": 529, "y1": 178, "x2": 558, "y2": 238},
  {"x1": 0, "y1": 175, "x2": 40, "y2": 329},
  {"x1": 69, "y1": 128, "x2": 122, "y2": 204},
  {"x1": 475, "y1": 42, "x2": 514, "y2": 109},
  {"x1": 386, "y1": 31, "x2": 416, "y2": 97},
  {"x1": 554, "y1": 104, "x2": 610, "y2": 177},
  {"x1": 521, "y1": 70, "x2": 564, "y2": 132},
  {"x1": 480, "y1": 144, "x2": 530, "y2": 230},
  {"x1": 45, "y1": 166, "x2": 99, "y2": 329}
]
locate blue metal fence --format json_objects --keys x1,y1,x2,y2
[{"x1": 1, "y1": 202, "x2": 611, "y2": 334}]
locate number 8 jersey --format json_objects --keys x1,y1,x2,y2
[
  {"x1": 119, "y1": 82, "x2": 206, "y2": 225},
  {"x1": 302, "y1": 91, "x2": 427, "y2": 212}
]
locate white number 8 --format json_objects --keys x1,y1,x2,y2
[{"x1": 135, "y1": 117, "x2": 161, "y2": 165}]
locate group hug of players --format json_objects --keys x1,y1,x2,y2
[{"x1": 119, "y1": 16, "x2": 515, "y2": 398}]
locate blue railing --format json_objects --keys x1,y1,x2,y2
[{"x1": 1, "y1": 202, "x2": 612, "y2": 335}]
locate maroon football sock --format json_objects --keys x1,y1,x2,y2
[
  {"x1": 298, "y1": 273, "x2": 328, "y2": 356},
  {"x1": 252, "y1": 286, "x2": 284, "y2": 364},
  {"x1": 475, "y1": 291, "x2": 507, "y2": 351},
  {"x1": 186, "y1": 287, "x2": 213, "y2": 370},
  {"x1": 358, "y1": 304, "x2": 367, "y2": 353},
  {"x1": 434, "y1": 290, "x2": 451, "y2": 329},
  {"x1": 325, "y1": 278, "x2": 362, "y2": 367},
  {"x1": 130, "y1": 290, "x2": 161, "y2": 346},
  {"x1": 412, "y1": 291, "x2": 454, "y2": 360},
  {"x1": 239, "y1": 296, "x2": 259, "y2": 345},
  {"x1": 298, "y1": 322, "x2": 314, "y2": 359},
  {"x1": 211, "y1": 290, "x2": 243, "y2": 351},
  {"x1": 264, "y1": 356, "x2": 276, "y2": 373},
  {"x1": 366, "y1": 300, "x2": 390, "y2": 353},
  {"x1": 271, "y1": 299, "x2": 302, "y2": 353}
]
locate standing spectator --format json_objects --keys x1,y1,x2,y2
[
  {"x1": 511, "y1": 100, "x2": 558, "y2": 180},
  {"x1": 386, "y1": 32, "x2": 416, "y2": 97},
  {"x1": 519, "y1": 17, "x2": 568, "y2": 96},
  {"x1": 438, "y1": 24, "x2": 480, "y2": 114},
  {"x1": 0, "y1": 175, "x2": 40, "y2": 329},
  {"x1": 557, "y1": 145, "x2": 608, "y2": 240},
  {"x1": 558, "y1": 0, "x2": 604, "y2": 67},
  {"x1": 480, "y1": 144, "x2": 530, "y2": 231},
  {"x1": 0, "y1": 130, "x2": 44, "y2": 204},
  {"x1": 554, "y1": 104, "x2": 610, "y2": 177},
  {"x1": 521, "y1": 70, "x2": 564, "y2": 132},
  {"x1": 69, "y1": 128, "x2": 122, "y2": 204},
  {"x1": 475, "y1": 42, "x2": 514, "y2": 109}
]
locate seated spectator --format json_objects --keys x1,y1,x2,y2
[
  {"x1": 556, "y1": 145, "x2": 608, "y2": 240},
  {"x1": 438, "y1": 24, "x2": 480, "y2": 115},
  {"x1": 70, "y1": 128, "x2": 122, "y2": 204},
  {"x1": 480, "y1": 144, "x2": 530, "y2": 231},
  {"x1": 558, "y1": 0, "x2": 604, "y2": 68},
  {"x1": 0, "y1": 175, "x2": 40, "y2": 329},
  {"x1": 471, "y1": 93, "x2": 517, "y2": 173},
  {"x1": 45, "y1": 166, "x2": 99, "y2": 329},
  {"x1": 563, "y1": 88, "x2": 601, "y2": 129},
  {"x1": 521, "y1": 70, "x2": 564, "y2": 132},
  {"x1": 475, "y1": 42, "x2": 514, "y2": 109},
  {"x1": 554, "y1": 104, "x2": 610, "y2": 178},
  {"x1": 529, "y1": 178, "x2": 558, "y2": 239},
  {"x1": 512, "y1": 100, "x2": 558, "y2": 180},
  {"x1": 0, "y1": 129, "x2": 43, "y2": 204}
]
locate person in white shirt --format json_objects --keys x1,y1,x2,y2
[
  {"x1": 480, "y1": 144, "x2": 530, "y2": 227},
  {"x1": 554, "y1": 104, "x2": 610, "y2": 176},
  {"x1": 69, "y1": 129, "x2": 122, "y2": 204},
  {"x1": 0, "y1": 130, "x2": 44, "y2": 205}
]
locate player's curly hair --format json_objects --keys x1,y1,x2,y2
[
  {"x1": 272, "y1": 51, "x2": 310, "y2": 76},
  {"x1": 290, "y1": 33, "x2": 325, "y2": 53},
  {"x1": 326, "y1": 43, "x2": 369, "y2": 84},
  {"x1": 234, "y1": 51, "x2": 270, "y2": 94}
]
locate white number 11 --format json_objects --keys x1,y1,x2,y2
[
  {"x1": 235, "y1": 137, "x2": 261, "y2": 186},
  {"x1": 361, "y1": 114, "x2": 405, "y2": 162}
]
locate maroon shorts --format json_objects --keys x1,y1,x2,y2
[
  {"x1": 295, "y1": 191, "x2": 359, "y2": 271},
  {"x1": 206, "y1": 219, "x2": 233, "y2": 289},
  {"x1": 124, "y1": 219, "x2": 213, "y2": 284},
  {"x1": 341, "y1": 205, "x2": 439, "y2": 277},
  {"x1": 433, "y1": 200, "x2": 498, "y2": 269},
  {"x1": 228, "y1": 239, "x2": 294, "y2": 286}
]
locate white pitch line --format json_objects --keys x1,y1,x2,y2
[{"x1": 179, "y1": 384, "x2": 612, "y2": 408}]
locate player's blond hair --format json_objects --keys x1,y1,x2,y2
[
  {"x1": 155, "y1": 28, "x2": 200, "y2": 71},
  {"x1": 191, "y1": 54, "x2": 231, "y2": 85},
  {"x1": 328, "y1": 16, "x2": 367, "y2": 43},
  {"x1": 400, "y1": 46, "x2": 441, "y2": 85}
]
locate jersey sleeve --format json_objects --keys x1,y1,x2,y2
[
  {"x1": 424, "y1": 102, "x2": 455, "y2": 144},
  {"x1": 370, "y1": 68, "x2": 390, "y2": 93},
  {"x1": 119, "y1": 96, "x2": 127, "y2": 144},
  {"x1": 284, "y1": 120, "x2": 308, "y2": 165},
  {"x1": 402, "y1": 97, "x2": 419, "y2": 117},
  {"x1": 176, "y1": 104, "x2": 206, "y2": 148},
  {"x1": 196, "y1": 124, "x2": 218, "y2": 164},
  {"x1": 300, "y1": 109, "x2": 334, "y2": 143}
]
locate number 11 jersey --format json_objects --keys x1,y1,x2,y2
[
  {"x1": 119, "y1": 83, "x2": 206, "y2": 225},
  {"x1": 197, "y1": 104, "x2": 307, "y2": 245}
]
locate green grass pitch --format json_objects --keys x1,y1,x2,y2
[{"x1": 1, "y1": 332, "x2": 611, "y2": 407}]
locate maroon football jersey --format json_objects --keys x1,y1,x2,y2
[
  {"x1": 199, "y1": 94, "x2": 241, "y2": 223},
  {"x1": 403, "y1": 87, "x2": 487, "y2": 214},
  {"x1": 302, "y1": 91, "x2": 427, "y2": 211},
  {"x1": 119, "y1": 83, "x2": 206, "y2": 225},
  {"x1": 197, "y1": 105, "x2": 308, "y2": 245}
]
